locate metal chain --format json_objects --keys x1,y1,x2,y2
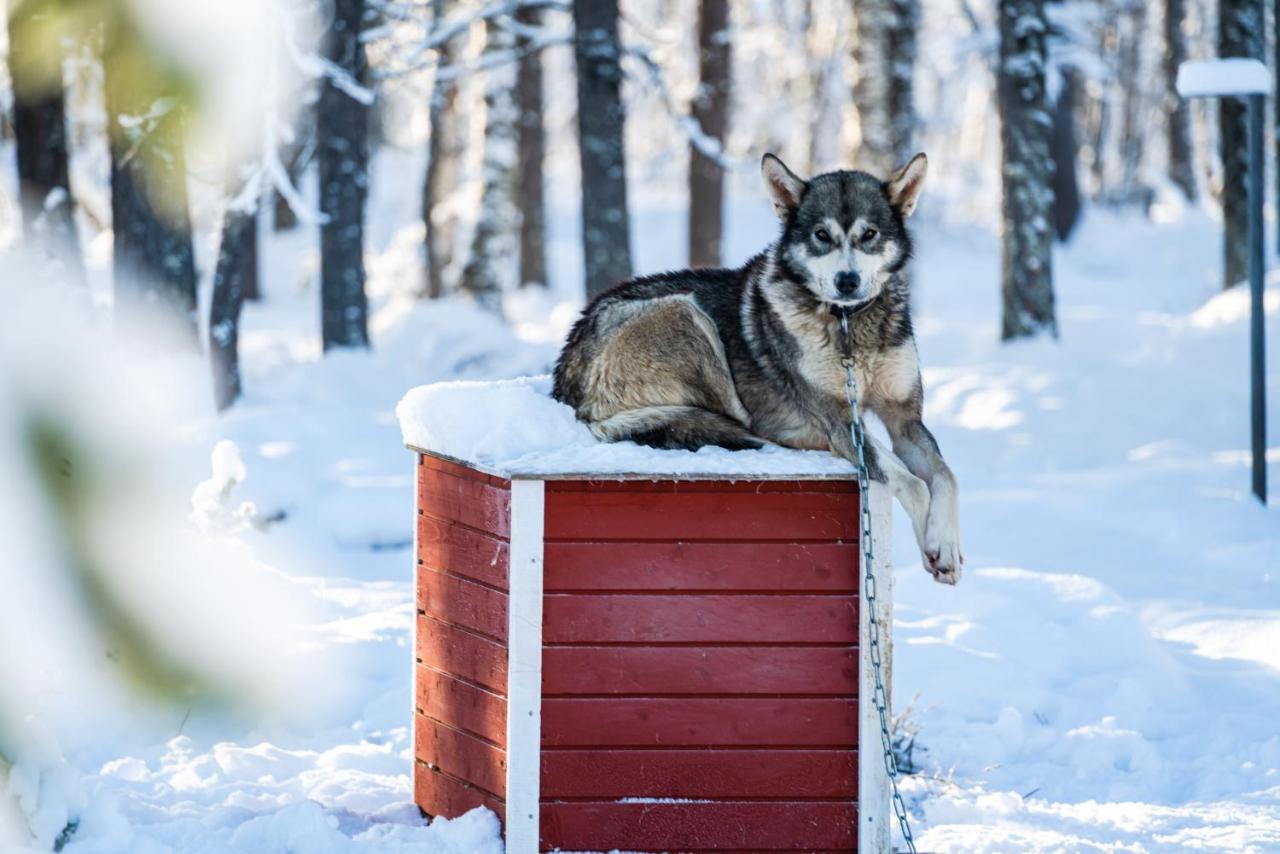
[{"x1": 838, "y1": 311, "x2": 917, "y2": 854}]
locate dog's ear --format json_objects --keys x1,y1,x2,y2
[
  {"x1": 887, "y1": 153, "x2": 928, "y2": 218},
  {"x1": 761, "y1": 153, "x2": 805, "y2": 218}
]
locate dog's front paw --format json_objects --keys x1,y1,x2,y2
[{"x1": 922, "y1": 516, "x2": 962, "y2": 586}]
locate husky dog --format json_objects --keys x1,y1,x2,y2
[{"x1": 553, "y1": 153, "x2": 961, "y2": 583}]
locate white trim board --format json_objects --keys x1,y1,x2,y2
[
  {"x1": 858, "y1": 482, "x2": 893, "y2": 854},
  {"x1": 505, "y1": 478, "x2": 546, "y2": 853}
]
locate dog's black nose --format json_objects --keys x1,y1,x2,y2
[{"x1": 834, "y1": 271, "x2": 861, "y2": 296}]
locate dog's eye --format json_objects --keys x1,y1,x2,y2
[
  {"x1": 862, "y1": 228, "x2": 879, "y2": 243},
  {"x1": 813, "y1": 228, "x2": 832, "y2": 244}
]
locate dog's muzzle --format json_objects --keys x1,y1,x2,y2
[{"x1": 834, "y1": 271, "x2": 861, "y2": 297}]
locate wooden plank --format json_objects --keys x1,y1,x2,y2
[
  {"x1": 543, "y1": 594, "x2": 856, "y2": 644},
  {"x1": 506, "y1": 479, "x2": 546, "y2": 853},
  {"x1": 416, "y1": 616, "x2": 507, "y2": 694},
  {"x1": 414, "y1": 715, "x2": 507, "y2": 797},
  {"x1": 541, "y1": 646, "x2": 857, "y2": 696},
  {"x1": 544, "y1": 484, "x2": 857, "y2": 541},
  {"x1": 415, "y1": 666, "x2": 507, "y2": 746},
  {"x1": 544, "y1": 541, "x2": 857, "y2": 592},
  {"x1": 415, "y1": 761, "x2": 505, "y2": 823},
  {"x1": 539, "y1": 801, "x2": 856, "y2": 850},
  {"x1": 420, "y1": 452, "x2": 510, "y2": 489},
  {"x1": 418, "y1": 514, "x2": 510, "y2": 590},
  {"x1": 416, "y1": 568, "x2": 508, "y2": 643},
  {"x1": 419, "y1": 465, "x2": 511, "y2": 539},
  {"x1": 860, "y1": 481, "x2": 892, "y2": 854},
  {"x1": 541, "y1": 697, "x2": 856, "y2": 747},
  {"x1": 540, "y1": 749, "x2": 856, "y2": 799}
]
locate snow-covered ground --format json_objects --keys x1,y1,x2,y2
[{"x1": 10, "y1": 148, "x2": 1280, "y2": 852}]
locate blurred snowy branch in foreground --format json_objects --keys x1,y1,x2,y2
[{"x1": 0, "y1": 264, "x2": 315, "y2": 850}]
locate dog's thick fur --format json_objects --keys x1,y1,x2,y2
[{"x1": 553, "y1": 153, "x2": 962, "y2": 583}]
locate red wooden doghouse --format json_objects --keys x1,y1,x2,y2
[{"x1": 402, "y1": 384, "x2": 894, "y2": 852}]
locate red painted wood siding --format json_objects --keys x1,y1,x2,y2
[
  {"x1": 413, "y1": 457, "x2": 864, "y2": 852},
  {"x1": 415, "y1": 454, "x2": 511, "y2": 823},
  {"x1": 540, "y1": 479, "x2": 860, "y2": 853}
]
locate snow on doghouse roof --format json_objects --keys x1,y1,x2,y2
[
  {"x1": 1176, "y1": 59, "x2": 1270, "y2": 97},
  {"x1": 396, "y1": 376, "x2": 856, "y2": 480}
]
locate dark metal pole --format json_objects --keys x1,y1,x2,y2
[
  {"x1": 1274, "y1": 0, "x2": 1280, "y2": 252},
  {"x1": 1247, "y1": 93, "x2": 1267, "y2": 503}
]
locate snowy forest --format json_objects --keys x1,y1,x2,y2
[{"x1": 2, "y1": 0, "x2": 1279, "y2": 850}]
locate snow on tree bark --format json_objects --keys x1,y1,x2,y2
[
  {"x1": 850, "y1": 0, "x2": 917, "y2": 176},
  {"x1": 1217, "y1": 0, "x2": 1261, "y2": 290},
  {"x1": 318, "y1": 0, "x2": 371, "y2": 350},
  {"x1": 210, "y1": 196, "x2": 258, "y2": 411},
  {"x1": 459, "y1": 17, "x2": 520, "y2": 314},
  {"x1": 1163, "y1": 0, "x2": 1196, "y2": 200},
  {"x1": 105, "y1": 92, "x2": 199, "y2": 348},
  {"x1": 573, "y1": 0, "x2": 633, "y2": 299},
  {"x1": 8, "y1": 1, "x2": 83, "y2": 284},
  {"x1": 999, "y1": 0, "x2": 1057, "y2": 340},
  {"x1": 688, "y1": 0, "x2": 731, "y2": 268},
  {"x1": 422, "y1": 0, "x2": 464, "y2": 300},
  {"x1": 1050, "y1": 67, "x2": 1082, "y2": 242},
  {"x1": 516, "y1": 5, "x2": 549, "y2": 289}
]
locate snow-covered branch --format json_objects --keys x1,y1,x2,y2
[{"x1": 621, "y1": 44, "x2": 746, "y2": 172}]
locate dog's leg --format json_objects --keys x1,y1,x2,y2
[
  {"x1": 826, "y1": 421, "x2": 932, "y2": 562},
  {"x1": 879, "y1": 409, "x2": 961, "y2": 585},
  {"x1": 593, "y1": 405, "x2": 764, "y2": 452}
]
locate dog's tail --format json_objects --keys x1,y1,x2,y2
[{"x1": 590, "y1": 405, "x2": 763, "y2": 452}]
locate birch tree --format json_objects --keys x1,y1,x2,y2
[
  {"x1": 318, "y1": 0, "x2": 371, "y2": 349},
  {"x1": 516, "y1": 5, "x2": 548, "y2": 288},
  {"x1": 8, "y1": 0, "x2": 82, "y2": 282},
  {"x1": 459, "y1": 16, "x2": 520, "y2": 313},
  {"x1": 999, "y1": 0, "x2": 1057, "y2": 340},
  {"x1": 688, "y1": 0, "x2": 730, "y2": 268},
  {"x1": 573, "y1": 0, "x2": 632, "y2": 299}
]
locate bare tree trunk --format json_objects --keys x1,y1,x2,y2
[
  {"x1": 1164, "y1": 0, "x2": 1196, "y2": 200},
  {"x1": 516, "y1": 6, "x2": 548, "y2": 288},
  {"x1": 422, "y1": 0, "x2": 463, "y2": 299},
  {"x1": 688, "y1": 0, "x2": 731, "y2": 268},
  {"x1": 1218, "y1": 0, "x2": 1261, "y2": 289},
  {"x1": 104, "y1": 81, "x2": 198, "y2": 347},
  {"x1": 850, "y1": 0, "x2": 917, "y2": 175},
  {"x1": 851, "y1": 0, "x2": 894, "y2": 175},
  {"x1": 999, "y1": 0, "x2": 1057, "y2": 340},
  {"x1": 573, "y1": 0, "x2": 633, "y2": 299},
  {"x1": 273, "y1": 148, "x2": 302, "y2": 232},
  {"x1": 886, "y1": 0, "x2": 918, "y2": 166},
  {"x1": 459, "y1": 17, "x2": 520, "y2": 313},
  {"x1": 210, "y1": 197, "x2": 258, "y2": 410},
  {"x1": 8, "y1": 1, "x2": 82, "y2": 283},
  {"x1": 1051, "y1": 67, "x2": 1083, "y2": 242},
  {"x1": 318, "y1": 0, "x2": 370, "y2": 349},
  {"x1": 1115, "y1": 0, "x2": 1147, "y2": 202}
]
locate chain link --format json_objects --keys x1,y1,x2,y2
[{"x1": 838, "y1": 311, "x2": 916, "y2": 854}]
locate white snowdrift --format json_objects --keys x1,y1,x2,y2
[{"x1": 396, "y1": 375, "x2": 856, "y2": 478}]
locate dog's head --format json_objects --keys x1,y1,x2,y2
[{"x1": 761, "y1": 152, "x2": 927, "y2": 310}]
